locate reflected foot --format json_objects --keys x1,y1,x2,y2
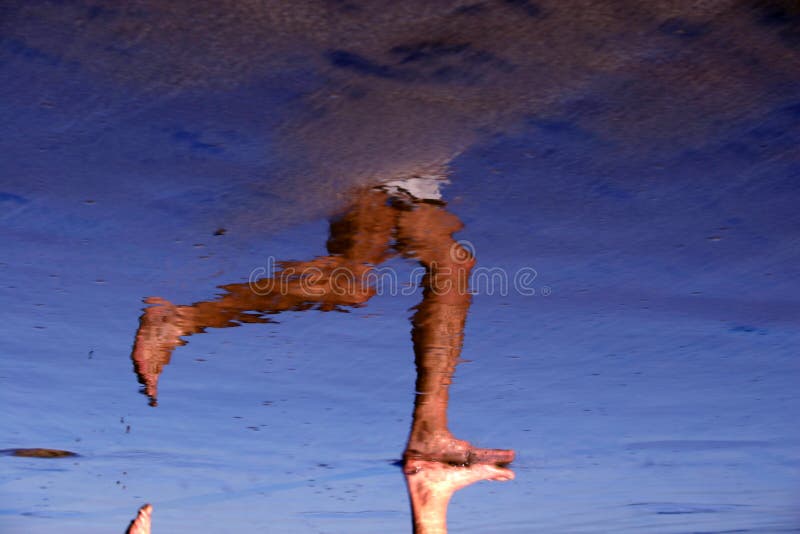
[
  {"x1": 404, "y1": 432, "x2": 515, "y2": 466},
  {"x1": 126, "y1": 503, "x2": 152, "y2": 534},
  {"x1": 131, "y1": 297, "x2": 190, "y2": 406}
]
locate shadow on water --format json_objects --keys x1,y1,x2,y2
[{"x1": 128, "y1": 179, "x2": 514, "y2": 533}]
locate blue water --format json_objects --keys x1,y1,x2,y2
[{"x1": 2, "y1": 2, "x2": 800, "y2": 532}]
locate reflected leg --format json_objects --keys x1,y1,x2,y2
[
  {"x1": 131, "y1": 189, "x2": 396, "y2": 405},
  {"x1": 396, "y1": 202, "x2": 514, "y2": 533},
  {"x1": 398, "y1": 203, "x2": 514, "y2": 465}
]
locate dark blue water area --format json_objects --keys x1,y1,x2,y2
[{"x1": 2, "y1": 13, "x2": 800, "y2": 534}]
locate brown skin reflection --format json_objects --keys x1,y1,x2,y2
[
  {"x1": 130, "y1": 186, "x2": 514, "y2": 532},
  {"x1": 396, "y1": 203, "x2": 514, "y2": 533},
  {"x1": 131, "y1": 188, "x2": 395, "y2": 407}
]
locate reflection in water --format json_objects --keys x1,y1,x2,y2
[
  {"x1": 126, "y1": 504, "x2": 152, "y2": 534},
  {"x1": 130, "y1": 177, "x2": 514, "y2": 532}
]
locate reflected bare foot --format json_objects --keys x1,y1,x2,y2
[
  {"x1": 405, "y1": 431, "x2": 515, "y2": 466},
  {"x1": 131, "y1": 297, "x2": 189, "y2": 406},
  {"x1": 126, "y1": 503, "x2": 152, "y2": 534}
]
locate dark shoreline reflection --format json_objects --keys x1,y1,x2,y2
[{"x1": 129, "y1": 183, "x2": 514, "y2": 532}]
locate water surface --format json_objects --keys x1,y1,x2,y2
[{"x1": 2, "y1": 1, "x2": 800, "y2": 532}]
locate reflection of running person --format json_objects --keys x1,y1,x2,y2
[
  {"x1": 129, "y1": 167, "x2": 514, "y2": 532},
  {"x1": 131, "y1": 186, "x2": 397, "y2": 406},
  {"x1": 131, "y1": 169, "x2": 444, "y2": 406}
]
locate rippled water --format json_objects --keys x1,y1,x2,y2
[{"x1": 2, "y1": 2, "x2": 800, "y2": 532}]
